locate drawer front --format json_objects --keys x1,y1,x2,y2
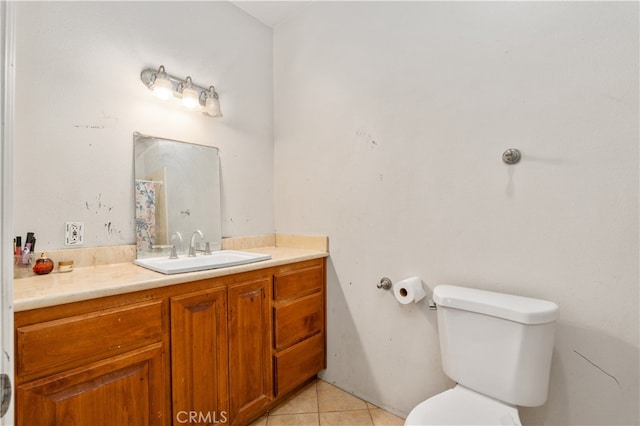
[
  {"x1": 274, "y1": 292, "x2": 323, "y2": 351},
  {"x1": 273, "y1": 333, "x2": 325, "y2": 397},
  {"x1": 17, "y1": 299, "x2": 164, "y2": 377},
  {"x1": 273, "y1": 264, "x2": 323, "y2": 301}
]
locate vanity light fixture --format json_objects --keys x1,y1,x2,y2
[
  {"x1": 140, "y1": 65, "x2": 223, "y2": 117},
  {"x1": 151, "y1": 66, "x2": 173, "y2": 100},
  {"x1": 204, "y1": 86, "x2": 222, "y2": 117},
  {"x1": 180, "y1": 77, "x2": 199, "y2": 109}
]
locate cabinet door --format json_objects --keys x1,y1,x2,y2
[
  {"x1": 171, "y1": 287, "x2": 229, "y2": 424},
  {"x1": 17, "y1": 343, "x2": 168, "y2": 426},
  {"x1": 228, "y1": 277, "x2": 272, "y2": 425}
]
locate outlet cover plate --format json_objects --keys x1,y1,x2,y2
[{"x1": 65, "y1": 222, "x2": 84, "y2": 246}]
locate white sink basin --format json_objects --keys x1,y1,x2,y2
[{"x1": 134, "y1": 250, "x2": 272, "y2": 274}]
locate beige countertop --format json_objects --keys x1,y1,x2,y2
[{"x1": 14, "y1": 235, "x2": 328, "y2": 312}]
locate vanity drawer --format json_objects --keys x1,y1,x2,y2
[
  {"x1": 17, "y1": 299, "x2": 164, "y2": 377},
  {"x1": 273, "y1": 333, "x2": 325, "y2": 397},
  {"x1": 273, "y1": 264, "x2": 323, "y2": 301},
  {"x1": 274, "y1": 292, "x2": 323, "y2": 351}
]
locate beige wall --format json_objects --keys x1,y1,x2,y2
[
  {"x1": 274, "y1": 2, "x2": 639, "y2": 424},
  {"x1": 14, "y1": 1, "x2": 275, "y2": 249},
  {"x1": 12, "y1": 2, "x2": 640, "y2": 424}
]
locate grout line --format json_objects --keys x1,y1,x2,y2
[
  {"x1": 367, "y1": 406, "x2": 376, "y2": 426},
  {"x1": 313, "y1": 376, "x2": 320, "y2": 426},
  {"x1": 315, "y1": 379, "x2": 321, "y2": 425}
]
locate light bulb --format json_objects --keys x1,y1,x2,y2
[
  {"x1": 153, "y1": 76, "x2": 173, "y2": 100},
  {"x1": 181, "y1": 77, "x2": 200, "y2": 109},
  {"x1": 182, "y1": 87, "x2": 199, "y2": 109},
  {"x1": 204, "y1": 87, "x2": 222, "y2": 117},
  {"x1": 205, "y1": 97, "x2": 222, "y2": 117}
]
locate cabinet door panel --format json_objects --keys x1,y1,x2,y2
[
  {"x1": 17, "y1": 343, "x2": 168, "y2": 426},
  {"x1": 228, "y1": 277, "x2": 272, "y2": 425},
  {"x1": 171, "y1": 287, "x2": 229, "y2": 421}
]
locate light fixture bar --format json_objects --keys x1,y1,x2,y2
[{"x1": 140, "y1": 65, "x2": 222, "y2": 117}]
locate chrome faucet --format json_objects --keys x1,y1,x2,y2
[
  {"x1": 169, "y1": 231, "x2": 183, "y2": 259},
  {"x1": 188, "y1": 230, "x2": 204, "y2": 257}
]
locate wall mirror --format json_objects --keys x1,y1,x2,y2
[{"x1": 134, "y1": 132, "x2": 221, "y2": 258}]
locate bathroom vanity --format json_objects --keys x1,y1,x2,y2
[{"x1": 13, "y1": 238, "x2": 327, "y2": 426}]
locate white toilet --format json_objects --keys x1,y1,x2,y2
[{"x1": 405, "y1": 285, "x2": 558, "y2": 426}]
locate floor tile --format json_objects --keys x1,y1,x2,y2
[
  {"x1": 369, "y1": 408, "x2": 404, "y2": 426},
  {"x1": 270, "y1": 381, "x2": 318, "y2": 415},
  {"x1": 319, "y1": 410, "x2": 373, "y2": 426},
  {"x1": 267, "y1": 413, "x2": 319, "y2": 426},
  {"x1": 317, "y1": 380, "x2": 368, "y2": 412},
  {"x1": 256, "y1": 379, "x2": 405, "y2": 426}
]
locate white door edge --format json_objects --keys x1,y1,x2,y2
[{"x1": 0, "y1": 1, "x2": 15, "y2": 424}]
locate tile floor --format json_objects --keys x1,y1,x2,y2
[{"x1": 249, "y1": 379, "x2": 405, "y2": 426}]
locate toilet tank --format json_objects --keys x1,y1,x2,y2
[{"x1": 433, "y1": 285, "x2": 558, "y2": 407}]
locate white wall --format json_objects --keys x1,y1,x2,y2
[
  {"x1": 274, "y1": 2, "x2": 639, "y2": 425},
  {"x1": 12, "y1": 2, "x2": 640, "y2": 424},
  {"x1": 15, "y1": 1, "x2": 274, "y2": 249}
]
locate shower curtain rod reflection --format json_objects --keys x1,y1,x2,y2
[{"x1": 135, "y1": 179, "x2": 164, "y2": 184}]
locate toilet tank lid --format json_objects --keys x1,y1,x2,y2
[{"x1": 433, "y1": 285, "x2": 559, "y2": 324}]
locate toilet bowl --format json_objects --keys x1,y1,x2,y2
[
  {"x1": 405, "y1": 385, "x2": 521, "y2": 426},
  {"x1": 405, "y1": 285, "x2": 558, "y2": 426}
]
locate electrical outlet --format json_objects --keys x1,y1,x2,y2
[{"x1": 65, "y1": 222, "x2": 84, "y2": 246}]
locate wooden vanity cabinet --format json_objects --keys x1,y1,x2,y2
[
  {"x1": 18, "y1": 344, "x2": 167, "y2": 426},
  {"x1": 171, "y1": 286, "x2": 229, "y2": 424},
  {"x1": 228, "y1": 277, "x2": 273, "y2": 425},
  {"x1": 14, "y1": 298, "x2": 171, "y2": 426},
  {"x1": 272, "y1": 260, "x2": 326, "y2": 397},
  {"x1": 14, "y1": 257, "x2": 326, "y2": 426}
]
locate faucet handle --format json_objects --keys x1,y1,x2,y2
[
  {"x1": 170, "y1": 231, "x2": 184, "y2": 253},
  {"x1": 204, "y1": 242, "x2": 212, "y2": 255},
  {"x1": 169, "y1": 245, "x2": 178, "y2": 259}
]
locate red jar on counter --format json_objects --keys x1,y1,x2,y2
[{"x1": 33, "y1": 252, "x2": 54, "y2": 275}]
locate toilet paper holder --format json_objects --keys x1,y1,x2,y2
[
  {"x1": 378, "y1": 276, "x2": 438, "y2": 309},
  {"x1": 377, "y1": 277, "x2": 393, "y2": 290}
]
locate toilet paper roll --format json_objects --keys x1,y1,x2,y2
[{"x1": 393, "y1": 276, "x2": 426, "y2": 304}]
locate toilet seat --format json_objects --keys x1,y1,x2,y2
[{"x1": 405, "y1": 385, "x2": 522, "y2": 426}]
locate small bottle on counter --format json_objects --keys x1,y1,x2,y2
[{"x1": 33, "y1": 252, "x2": 54, "y2": 275}]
